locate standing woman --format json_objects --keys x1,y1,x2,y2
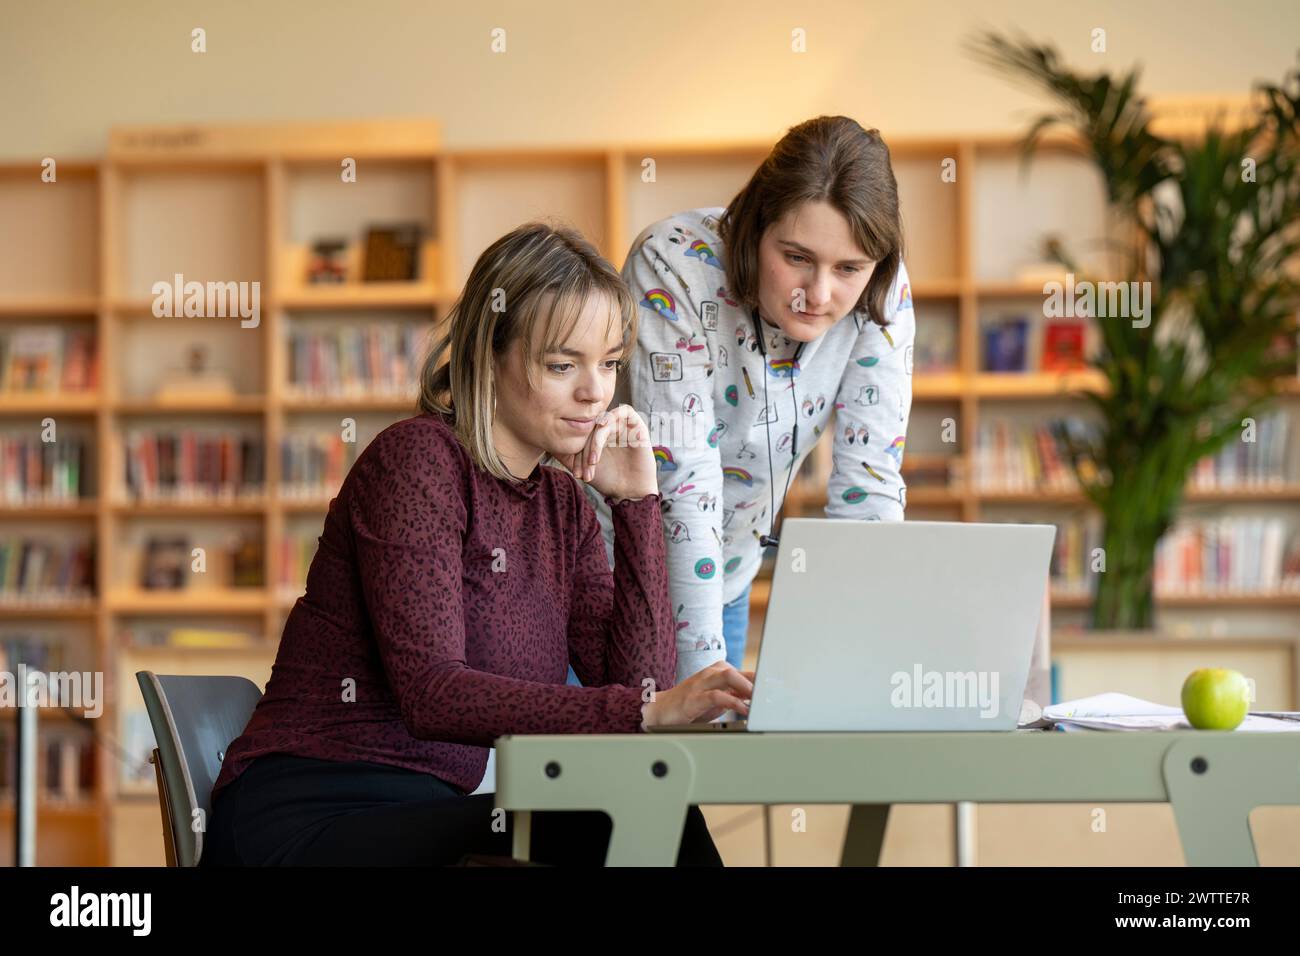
[
  {"x1": 203, "y1": 222, "x2": 750, "y2": 867},
  {"x1": 585, "y1": 115, "x2": 915, "y2": 681}
]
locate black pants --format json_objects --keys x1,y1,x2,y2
[{"x1": 201, "y1": 753, "x2": 723, "y2": 866}]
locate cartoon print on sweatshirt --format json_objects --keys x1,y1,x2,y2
[
  {"x1": 886, "y1": 435, "x2": 906, "y2": 466},
  {"x1": 862, "y1": 461, "x2": 887, "y2": 483},
  {"x1": 723, "y1": 466, "x2": 755, "y2": 487},
  {"x1": 675, "y1": 330, "x2": 706, "y2": 353},
  {"x1": 897, "y1": 281, "x2": 913, "y2": 313},
  {"x1": 735, "y1": 325, "x2": 758, "y2": 353},
  {"x1": 664, "y1": 225, "x2": 697, "y2": 246},
  {"x1": 700, "y1": 301, "x2": 720, "y2": 332},
  {"x1": 767, "y1": 356, "x2": 800, "y2": 388},
  {"x1": 641, "y1": 288, "x2": 681, "y2": 322},
  {"x1": 843, "y1": 423, "x2": 869, "y2": 447},
  {"x1": 852, "y1": 384, "x2": 879, "y2": 407},
  {"x1": 653, "y1": 254, "x2": 690, "y2": 294},
  {"x1": 800, "y1": 394, "x2": 827, "y2": 419},
  {"x1": 685, "y1": 238, "x2": 724, "y2": 270},
  {"x1": 653, "y1": 445, "x2": 678, "y2": 472}
]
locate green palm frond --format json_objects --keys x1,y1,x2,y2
[{"x1": 969, "y1": 32, "x2": 1300, "y2": 629}]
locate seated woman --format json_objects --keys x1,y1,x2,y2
[{"x1": 202, "y1": 222, "x2": 754, "y2": 866}]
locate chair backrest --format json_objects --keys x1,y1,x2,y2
[{"x1": 135, "y1": 672, "x2": 262, "y2": 867}]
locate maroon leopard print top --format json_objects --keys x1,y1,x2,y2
[{"x1": 211, "y1": 411, "x2": 676, "y2": 798}]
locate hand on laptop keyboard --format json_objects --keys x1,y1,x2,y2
[{"x1": 640, "y1": 663, "x2": 755, "y2": 729}]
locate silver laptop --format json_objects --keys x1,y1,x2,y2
[{"x1": 649, "y1": 519, "x2": 1055, "y2": 733}]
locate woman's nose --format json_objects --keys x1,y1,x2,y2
[
  {"x1": 574, "y1": 369, "x2": 603, "y2": 402},
  {"x1": 807, "y1": 272, "x2": 833, "y2": 309}
]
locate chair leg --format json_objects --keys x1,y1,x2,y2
[{"x1": 151, "y1": 749, "x2": 178, "y2": 868}]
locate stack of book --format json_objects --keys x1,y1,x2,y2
[
  {"x1": 1047, "y1": 516, "x2": 1104, "y2": 596},
  {"x1": 974, "y1": 418, "x2": 1102, "y2": 492},
  {"x1": 0, "y1": 727, "x2": 97, "y2": 802},
  {"x1": 0, "y1": 536, "x2": 94, "y2": 603},
  {"x1": 0, "y1": 435, "x2": 90, "y2": 504},
  {"x1": 0, "y1": 326, "x2": 98, "y2": 393},
  {"x1": 1155, "y1": 516, "x2": 1298, "y2": 594},
  {"x1": 0, "y1": 634, "x2": 67, "y2": 672},
  {"x1": 287, "y1": 323, "x2": 427, "y2": 397},
  {"x1": 1189, "y1": 411, "x2": 1290, "y2": 488},
  {"x1": 122, "y1": 429, "x2": 265, "y2": 500},
  {"x1": 279, "y1": 430, "x2": 363, "y2": 497}
]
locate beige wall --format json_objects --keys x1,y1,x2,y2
[{"x1": 2, "y1": 0, "x2": 1297, "y2": 160}]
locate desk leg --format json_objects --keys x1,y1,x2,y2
[
  {"x1": 1162, "y1": 737, "x2": 1286, "y2": 867},
  {"x1": 600, "y1": 800, "x2": 690, "y2": 866},
  {"x1": 840, "y1": 803, "x2": 891, "y2": 866},
  {"x1": 512, "y1": 810, "x2": 531, "y2": 862},
  {"x1": 507, "y1": 799, "x2": 686, "y2": 867}
]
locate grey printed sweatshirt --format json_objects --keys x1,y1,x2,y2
[{"x1": 583, "y1": 207, "x2": 915, "y2": 681}]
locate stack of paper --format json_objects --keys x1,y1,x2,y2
[{"x1": 1019, "y1": 692, "x2": 1300, "y2": 732}]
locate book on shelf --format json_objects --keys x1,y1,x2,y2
[
  {"x1": 139, "y1": 535, "x2": 189, "y2": 590},
  {"x1": 982, "y1": 316, "x2": 1029, "y2": 372},
  {"x1": 288, "y1": 322, "x2": 426, "y2": 398},
  {"x1": 913, "y1": 317, "x2": 957, "y2": 374},
  {"x1": 276, "y1": 529, "x2": 322, "y2": 594},
  {"x1": 1189, "y1": 410, "x2": 1290, "y2": 488},
  {"x1": 1044, "y1": 515, "x2": 1103, "y2": 595},
  {"x1": 1, "y1": 435, "x2": 89, "y2": 504},
  {"x1": 279, "y1": 430, "x2": 363, "y2": 494},
  {"x1": 0, "y1": 536, "x2": 95, "y2": 603},
  {"x1": 974, "y1": 417, "x2": 1102, "y2": 492},
  {"x1": 123, "y1": 429, "x2": 265, "y2": 500},
  {"x1": 362, "y1": 223, "x2": 423, "y2": 282},
  {"x1": 0, "y1": 326, "x2": 98, "y2": 393},
  {"x1": 0, "y1": 727, "x2": 96, "y2": 802},
  {"x1": 1041, "y1": 319, "x2": 1087, "y2": 372},
  {"x1": 0, "y1": 633, "x2": 69, "y2": 672},
  {"x1": 121, "y1": 622, "x2": 258, "y2": 649},
  {"x1": 137, "y1": 532, "x2": 265, "y2": 591},
  {"x1": 231, "y1": 532, "x2": 264, "y2": 588},
  {"x1": 1155, "y1": 516, "x2": 1300, "y2": 594}
]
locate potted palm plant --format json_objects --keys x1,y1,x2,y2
[{"x1": 969, "y1": 33, "x2": 1300, "y2": 630}]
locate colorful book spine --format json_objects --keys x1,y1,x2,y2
[
  {"x1": 122, "y1": 430, "x2": 264, "y2": 500},
  {"x1": 287, "y1": 322, "x2": 425, "y2": 397}
]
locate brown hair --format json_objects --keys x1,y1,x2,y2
[
  {"x1": 417, "y1": 221, "x2": 637, "y2": 483},
  {"x1": 719, "y1": 115, "x2": 904, "y2": 327}
]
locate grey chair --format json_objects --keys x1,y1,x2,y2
[{"x1": 135, "y1": 672, "x2": 262, "y2": 867}]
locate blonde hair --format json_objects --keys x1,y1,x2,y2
[{"x1": 418, "y1": 221, "x2": 638, "y2": 483}]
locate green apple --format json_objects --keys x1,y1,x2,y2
[{"x1": 1181, "y1": 668, "x2": 1251, "y2": 730}]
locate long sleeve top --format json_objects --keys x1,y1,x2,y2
[
  {"x1": 211, "y1": 410, "x2": 676, "y2": 799},
  {"x1": 582, "y1": 207, "x2": 915, "y2": 681}
]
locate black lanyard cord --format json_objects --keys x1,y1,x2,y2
[{"x1": 751, "y1": 308, "x2": 804, "y2": 549}]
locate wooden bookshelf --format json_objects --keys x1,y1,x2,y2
[{"x1": 3, "y1": 116, "x2": 1296, "y2": 865}]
